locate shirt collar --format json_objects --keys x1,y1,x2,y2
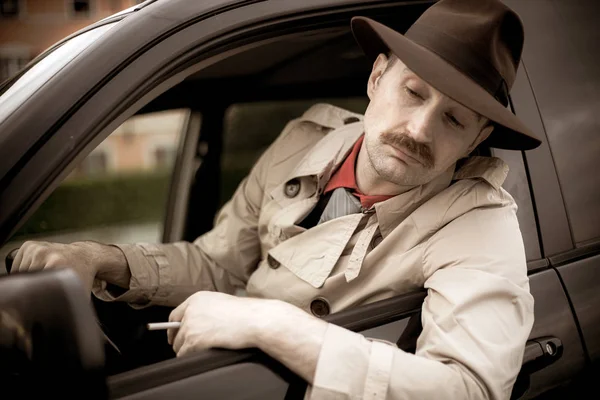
[{"x1": 323, "y1": 135, "x2": 395, "y2": 209}]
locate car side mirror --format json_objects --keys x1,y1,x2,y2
[{"x1": 0, "y1": 268, "x2": 107, "y2": 399}]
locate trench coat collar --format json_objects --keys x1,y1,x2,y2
[
  {"x1": 287, "y1": 120, "x2": 365, "y2": 189},
  {"x1": 371, "y1": 156, "x2": 509, "y2": 238}
]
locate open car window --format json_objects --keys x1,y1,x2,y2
[{"x1": 0, "y1": 108, "x2": 189, "y2": 271}]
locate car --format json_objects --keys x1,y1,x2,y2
[{"x1": 0, "y1": 0, "x2": 598, "y2": 398}]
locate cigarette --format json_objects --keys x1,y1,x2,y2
[{"x1": 147, "y1": 322, "x2": 181, "y2": 330}]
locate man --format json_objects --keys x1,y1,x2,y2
[{"x1": 13, "y1": 0, "x2": 541, "y2": 398}]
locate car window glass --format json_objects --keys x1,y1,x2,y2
[
  {"x1": 513, "y1": 0, "x2": 600, "y2": 246},
  {"x1": 491, "y1": 148, "x2": 541, "y2": 261},
  {"x1": 0, "y1": 22, "x2": 117, "y2": 125},
  {"x1": 0, "y1": 109, "x2": 187, "y2": 263},
  {"x1": 220, "y1": 98, "x2": 369, "y2": 204}
]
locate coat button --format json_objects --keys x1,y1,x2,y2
[
  {"x1": 267, "y1": 255, "x2": 280, "y2": 269},
  {"x1": 284, "y1": 179, "x2": 301, "y2": 198},
  {"x1": 343, "y1": 116, "x2": 360, "y2": 125},
  {"x1": 310, "y1": 298, "x2": 331, "y2": 318}
]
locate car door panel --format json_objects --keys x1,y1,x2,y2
[
  {"x1": 555, "y1": 250, "x2": 600, "y2": 362},
  {"x1": 524, "y1": 268, "x2": 586, "y2": 398},
  {"x1": 112, "y1": 362, "x2": 289, "y2": 400}
]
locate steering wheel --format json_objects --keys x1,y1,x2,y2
[
  {"x1": 4, "y1": 248, "x2": 176, "y2": 374},
  {"x1": 0, "y1": 260, "x2": 108, "y2": 398},
  {"x1": 4, "y1": 248, "x2": 123, "y2": 363}
]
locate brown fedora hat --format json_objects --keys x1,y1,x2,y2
[{"x1": 351, "y1": 0, "x2": 542, "y2": 150}]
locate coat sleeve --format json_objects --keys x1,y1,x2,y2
[
  {"x1": 92, "y1": 119, "x2": 300, "y2": 308},
  {"x1": 305, "y1": 197, "x2": 534, "y2": 400}
]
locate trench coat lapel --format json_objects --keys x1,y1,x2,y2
[
  {"x1": 266, "y1": 122, "x2": 365, "y2": 288},
  {"x1": 268, "y1": 213, "x2": 365, "y2": 288},
  {"x1": 285, "y1": 122, "x2": 364, "y2": 188}
]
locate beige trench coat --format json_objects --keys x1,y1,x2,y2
[{"x1": 94, "y1": 104, "x2": 534, "y2": 400}]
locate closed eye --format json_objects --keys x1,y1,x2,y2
[
  {"x1": 404, "y1": 86, "x2": 422, "y2": 99},
  {"x1": 446, "y1": 113, "x2": 464, "y2": 129}
]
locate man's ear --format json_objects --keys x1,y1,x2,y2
[
  {"x1": 367, "y1": 53, "x2": 390, "y2": 100},
  {"x1": 465, "y1": 123, "x2": 495, "y2": 156}
]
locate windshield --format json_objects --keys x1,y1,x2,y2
[{"x1": 0, "y1": 22, "x2": 117, "y2": 125}]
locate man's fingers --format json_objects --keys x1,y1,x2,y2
[
  {"x1": 13, "y1": 252, "x2": 26, "y2": 272},
  {"x1": 14, "y1": 252, "x2": 32, "y2": 272},
  {"x1": 11, "y1": 247, "x2": 25, "y2": 272},
  {"x1": 167, "y1": 295, "x2": 191, "y2": 344},
  {"x1": 177, "y1": 341, "x2": 194, "y2": 358},
  {"x1": 14, "y1": 242, "x2": 48, "y2": 272},
  {"x1": 172, "y1": 325, "x2": 186, "y2": 355},
  {"x1": 176, "y1": 335, "x2": 208, "y2": 358},
  {"x1": 169, "y1": 297, "x2": 190, "y2": 323},
  {"x1": 167, "y1": 328, "x2": 174, "y2": 346},
  {"x1": 13, "y1": 242, "x2": 36, "y2": 272},
  {"x1": 167, "y1": 325, "x2": 180, "y2": 346}
]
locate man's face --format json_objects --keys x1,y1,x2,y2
[{"x1": 362, "y1": 54, "x2": 493, "y2": 186}]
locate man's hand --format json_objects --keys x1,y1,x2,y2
[
  {"x1": 167, "y1": 291, "x2": 269, "y2": 356},
  {"x1": 12, "y1": 240, "x2": 129, "y2": 292},
  {"x1": 167, "y1": 291, "x2": 328, "y2": 384}
]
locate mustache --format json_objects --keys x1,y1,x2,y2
[{"x1": 380, "y1": 131, "x2": 434, "y2": 168}]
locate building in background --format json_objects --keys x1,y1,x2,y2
[
  {"x1": 69, "y1": 109, "x2": 186, "y2": 179},
  {"x1": 0, "y1": 0, "x2": 144, "y2": 81},
  {"x1": 1, "y1": 0, "x2": 182, "y2": 179}
]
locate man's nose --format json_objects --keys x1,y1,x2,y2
[{"x1": 406, "y1": 108, "x2": 435, "y2": 143}]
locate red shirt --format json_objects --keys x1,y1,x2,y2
[{"x1": 323, "y1": 135, "x2": 394, "y2": 209}]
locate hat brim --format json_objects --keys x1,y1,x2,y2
[{"x1": 351, "y1": 16, "x2": 542, "y2": 151}]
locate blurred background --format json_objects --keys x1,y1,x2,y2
[{"x1": 0, "y1": 0, "x2": 144, "y2": 82}]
